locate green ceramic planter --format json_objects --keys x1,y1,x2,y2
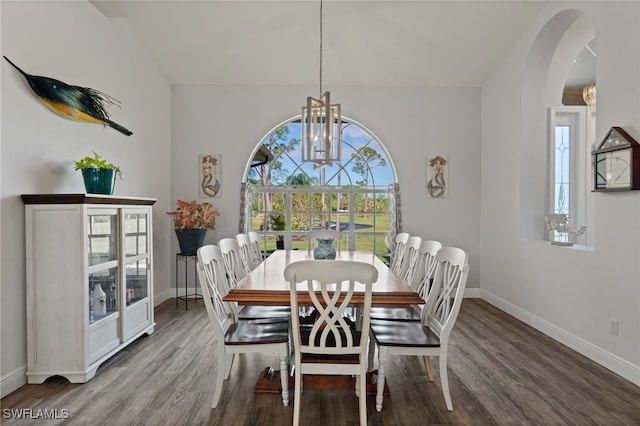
[{"x1": 82, "y1": 169, "x2": 116, "y2": 195}]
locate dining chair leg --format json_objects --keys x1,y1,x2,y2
[
  {"x1": 423, "y1": 355, "x2": 435, "y2": 381},
  {"x1": 358, "y1": 367, "x2": 367, "y2": 426},
  {"x1": 279, "y1": 350, "x2": 289, "y2": 406},
  {"x1": 293, "y1": 366, "x2": 302, "y2": 426},
  {"x1": 375, "y1": 347, "x2": 388, "y2": 412},
  {"x1": 367, "y1": 332, "x2": 376, "y2": 372},
  {"x1": 212, "y1": 347, "x2": 226, "y2": 408},
  {"x1": 355, "y1": 374, "x2": 360, "y2": 397},
  {"x1": 439, "y1": 350, "x2": 453, "y2": 411},
  {"x1": 224, "y1": 353, "x2": 234, "y2": 380}
]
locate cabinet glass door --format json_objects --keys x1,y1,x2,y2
[
  {"x1": 124, "y1": 213, "x2": 148, "y2": 257},
  {"x1": 87, "y1": 213, "x2": 118, "y2": 266},
  {"x1": 89, "y1": 267, "x2": 118, "y2": 323},
  {"x1": 123, "y1": 211, "x2": 149, "y2": 306},
  {"x1": 125, "y1": 259, "x2": 148, "y2": 305}
]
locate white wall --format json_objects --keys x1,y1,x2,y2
[
  {"x1": 171, "y1": 84, "x2": 481, "y2": 288},
  {"x1": 482, "y1": 1, "x2": 640, "y2": 384},
  {"x1": 5, "y1": 0, "x2": 635, "y2": 403},
  {"x1": 1, "y1": 1, "x2": 172, "y2": 396}
]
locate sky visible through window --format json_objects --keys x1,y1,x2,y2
[{"x1": 250, "y1": 120, "x2": 394, "y2": 188}]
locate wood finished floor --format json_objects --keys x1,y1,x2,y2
[{"x1": 2, "y1": 298, "x2": 639, "y2": 425}]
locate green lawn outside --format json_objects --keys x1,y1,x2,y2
[{"x1": 252, "y1": 213, "x2": 390, "y2": 258}]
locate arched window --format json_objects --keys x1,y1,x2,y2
[
  {"x1": 239, "y1": 117, "x2": 399, "y2": 260},
  {"x1": 548, "y1": 31, "x2": 595, "y2": 246},
  {"x1": 520, "y1": 10, "x2": 594, "y2": 247}
]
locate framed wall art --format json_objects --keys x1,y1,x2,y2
[
  {"x1": 199, "y1": 154, "x2": 221, "y2": 198},
  {"x1": 426, "y1": 155, "x2": 448, "y2": 199}
]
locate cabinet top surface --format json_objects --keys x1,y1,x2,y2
[{"x1": 21, "y1": 194, "x2": 157, "y2": 206}]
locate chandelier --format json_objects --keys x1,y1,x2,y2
[
  {"x1": 582, "y1": 83, "x2": 596, "y2": 106},
  {"x1": 301, "y1": 0, "x2": 342, "y2": 167}
]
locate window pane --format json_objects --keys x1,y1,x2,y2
[
  {"x1": 89, "y1": 267, "x2": 118, "y2": 323},
  {"x1": 124, "y1": 213, "x2": 147, "y2": 257},
  {"x1": 554, "y1": 125, "x2": 571, "y2": 214},
  {"x1": 126, "y1": 259, "x2": 147, "y2": 305},
  {"x1": 88, "y1": 214, "x2": 117, "y2": 266},
  {"x1": 246, "y1": 119, "x2": 395, "y2": 258}
]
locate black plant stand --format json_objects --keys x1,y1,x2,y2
[{"x1": 175, "y1": 253, "x2": 200, "y2": 309}]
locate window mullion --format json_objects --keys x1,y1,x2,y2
[{"x1": 348, "y1": 189, "x2": 356, "y2": 251}]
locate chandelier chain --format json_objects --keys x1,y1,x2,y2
[{"x1": 319, "y1": 0, "x2": 323, "y2": 96}]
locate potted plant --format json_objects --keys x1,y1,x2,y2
[
  {"x1": 74, "y1": 151, "x2": 122, "y2": 195},
  {"x1": 167, "y1": 200, "x2": 220, "y2": 255},
  {"x1": 264, "y1": 213, "x2": 286, "y2": 250}
]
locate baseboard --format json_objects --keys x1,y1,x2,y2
[
  {"x1": 481, "y1": 290, "x2": 640, "y2": 387},
  {"x1": 1, "y1": 365, "x2": 27, "y2": 398}
]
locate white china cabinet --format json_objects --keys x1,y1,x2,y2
[{"x1": 22, "y1": 194, "x2": 156, "y2": 383}]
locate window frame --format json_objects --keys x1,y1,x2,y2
[
  {"x1": 241, "y1": 116, "x2": 398, "y2": 259},
  {"x1": 548, "y1": 106, "x2": 595, "y2": 247}
]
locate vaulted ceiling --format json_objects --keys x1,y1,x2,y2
[{"x1": 91, "y1": 1, "x2": 593, "y2": 88}]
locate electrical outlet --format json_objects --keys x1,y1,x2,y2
[{"x1": 610, "y1": 318, "x2": 619, "y2": 335}]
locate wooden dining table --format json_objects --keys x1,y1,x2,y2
[
  {"x1": 223, "y1": 249, "x2": 424, "y2": 307},
  {"x1": 223, "y1": 249, "x2": 424, "y2": 395}
]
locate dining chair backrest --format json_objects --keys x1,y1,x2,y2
[
  {"x1": 197, "y1": 244, "x2": 290, "y2": 410},
  {"x1": 412, "y1": 240, "x2": 442, "y2": 295},
  {"x1": 218, "y1": 237, "x2": 246, "y2": 287},
  {"x1": 248, "y1": 231, "x2": 263, "y2": 265},
  {"x1": 197, "y1": 245, "x2": 236, "y2": 334},
  {"x1": 285, "y1": 260, "x2": 377, "y2": 357},
  {"x1": 369, "y1": 245, "x2": 469, "y2": 413},
  {"x1": 397, "y1": 235, "x2": 422, "y2": 283},
  {"x1": 368, "y1": 239, "x2": 441, "y2": 324},
  {"x1": 215, "y1": 241, "x2": 289, "y2": 321},
  {"x1": 284, "y1": 259, "x2": 378, "y2": 426},
  {"x1": 235, "y1": 233, "x2": 257, "y2": 273},
  {"x1": 305, "y1": 230, "x2": 344, "y2": 253},
  {"x1": 390, "y1": 232, "x2": 410, "y2": 275},
  {"x1": 425, "y1": 247, "x2": 469, "y2": 339}
]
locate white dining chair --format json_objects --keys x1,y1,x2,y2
[
  {"x1": 208, "y1": 243, "x2": 290, "y2": 321},
  {"x1": 305, "y1": 229, "x2": 343, "y2": 254},
  {"x1": 412, "y1": 240, "x2": 442, "y2": 294},
  {"x1": 389, "y1": 232, "x2": 410, "y2": 275},
  {"x1": 196, "y1": 245, "x2": 290, "y2": 409},
  {"x1": 397, "y1": 235, "x2": 422, "y2": 283},
  {"x1": 370, "y1": 239, "x2": 442, "y2": 322},
  {"x1": 370, "y1": 246, "x2": 469, "y2": 412},
  {"x1": 284, "y1": 260, "x2": 378, "y2": 426},
  {"x1": 236, "y1": 233, "x2": 258, "y2": 273},
  {"x1": 218, "y1": 237, "x2": 248, "y2": 287},
  {"x1": 248, "y1": 231, "x2": 264, "y2": 265}
]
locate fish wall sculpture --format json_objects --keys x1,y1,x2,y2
[{"x1": 3, "y1": 56, "x2": 132, "y2": 136}]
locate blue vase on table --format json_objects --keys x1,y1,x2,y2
[{"x1": 313, "y1": 238, "x2": 337, "y2": 260}]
